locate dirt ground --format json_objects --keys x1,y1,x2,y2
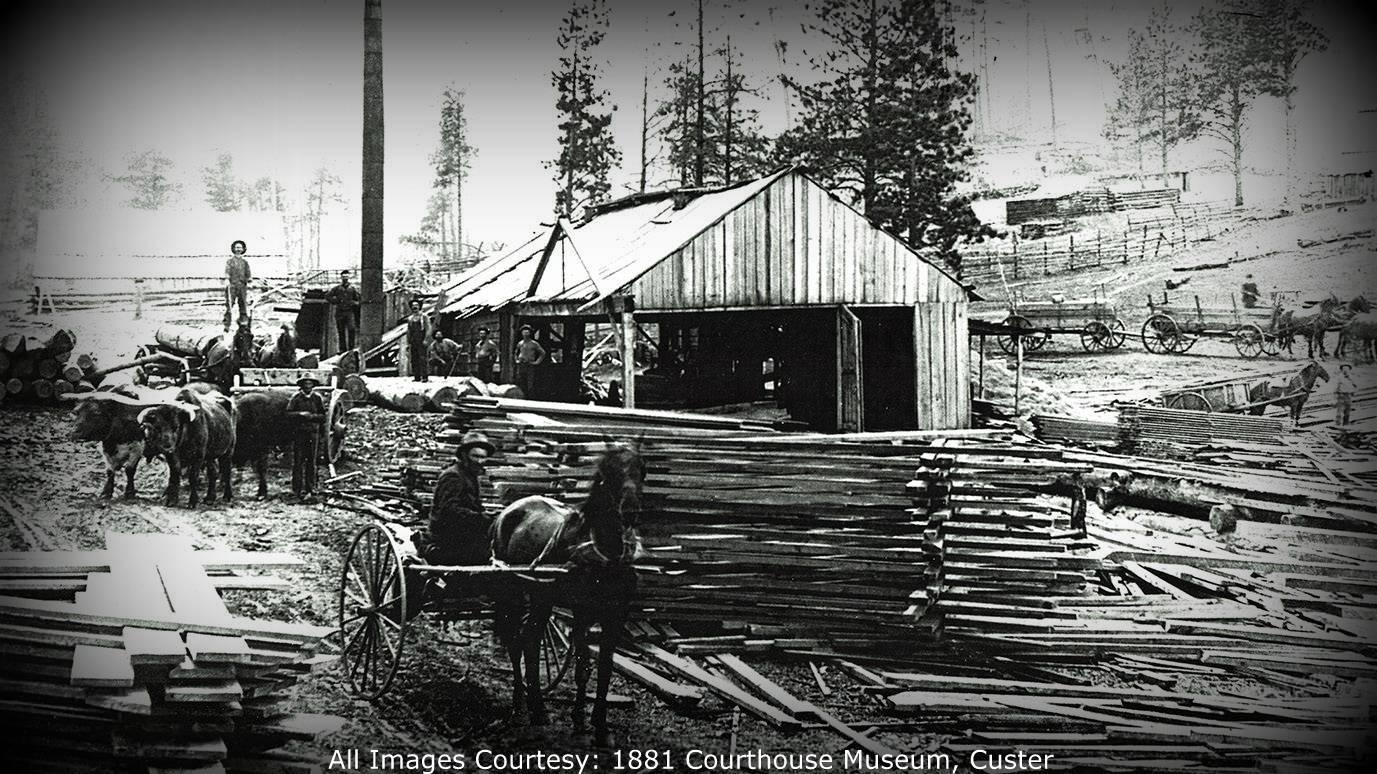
[{"x1": 1, "y1": 201, "x2": 1374, "y2": 770}]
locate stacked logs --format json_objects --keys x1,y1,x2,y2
[{"x1": 0, "y1": 327, "x2": 87, "y2": 405}]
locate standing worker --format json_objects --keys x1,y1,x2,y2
[
  {"x1": 224, "y1": 240, "x2": 252, "y2": 329},
  {"x1": 513, "y1": 324, "x2": 545, "y2": 399},
  {"x1": 403, "y1": 299, "x2": 432, "y2": 382},
  {"x1": 325, "y1": 270, "x2": 362, "y2": 352},
  {"x1": 286, "y1": 376, "x2": 326, "y2": 500},
  {"x1": 473, "y1": 327, "x2": 498, "y2": 383},
  {"x1": 1335, "y1": 363, "x2": 1357, "y2": 426}
]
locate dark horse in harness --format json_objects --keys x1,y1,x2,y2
[
  {"x1": 1277, "y1": 296, "x2": 1342, "y2": 359},
  {"x1": 490, "y1": 442, "x2": 646, "y2": 746},
  {"x1": 1246, "y1": 360, "x2": 1329, "y2": 424}
]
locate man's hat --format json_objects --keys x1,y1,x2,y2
[
  {"x1": 296, "y1": 376, "x2": 320, "y2": 388},
  {"x1": 1340, "y1": 363, "x2": 1353, "y2": 371},
  {"x1": 457, "y1": 430, "x2": 496, "y2": 456},
  {"x1": 519, "y1": 324, "x2": 533, "y2": 332}
]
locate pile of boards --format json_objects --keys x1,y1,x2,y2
[
  {"x1": 1118, "y1": 404, "x2": 1285, "y2": 454},
  {"x1": 0, "y1": 532, "x2": 340, "y2": 774},
  {"x1": 413, "y1": 397, "x2": 1092, "y2": 657}
]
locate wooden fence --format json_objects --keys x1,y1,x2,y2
[{"x1": 960, "y1": 200, "x2": 1240, "y2": 289}]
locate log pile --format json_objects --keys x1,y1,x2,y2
[
  {"x1": 341, "y1": 374, "x2": 514, "y2": 413},
  {"x1": 0, "y1": 327, "x2": 85, "y2": 405},
  {"x1": 0, "y1": 532, "x2": 341, "y2": 774}
]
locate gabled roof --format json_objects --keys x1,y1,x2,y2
[{"x1": 436, "y1": 165, "x2": 961, "y2": 317}]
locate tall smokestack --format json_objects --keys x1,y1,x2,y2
[{"x1": 360, "y1": 0, "x2": 385, "y2": 351}]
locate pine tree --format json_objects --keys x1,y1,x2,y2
[
  {"x1": 779, "y1": 0, "x2": 989, "y2": 266},
  {"x1": 1254, "y1": 0, "x2": 1328, "y2": 207},
  {"x1": 304, "y1": 167, "x2": 343, "y2": 268},
  {"x1": 110, "y1": 150, "x2": 181, "y2": 210},
  {"x1": 202, "y1": 153, "x2": 243, "y2": 212},
  {"x1": 432, "y1": 87, "x2": 475, "y2": 265},
  {"x1": 1106, "y1": 6, "x2": 1198, "y2": 187},
  {"x1": 548, "y1": 0, "x2": 621, "y2": 220},
  {"x1": 1191, "y1": 3, "x2": 1273, "y2": 207}
]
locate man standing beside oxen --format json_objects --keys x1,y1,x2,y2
[{"x1": 286, "y1": 376, "x2": 326, "y2": 501}]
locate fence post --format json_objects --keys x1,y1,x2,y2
[
  {"x1": 1013, "y1": 242, "x2": 1020, "y2": 279},
  {"x1": 1043, "y1": 241, "x2": 1049, "y2": 276},
  {"x1": 1139, "y1": 225, "x2": 1148, "y2": 262},
  {"x1": 1069, "y1": 234, "x2": 1076, "y2": 270}
]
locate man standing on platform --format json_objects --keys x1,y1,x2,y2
[
  {"x1": 224, "y1": 240, "x2": 252, "y2": 329},
  {"x1": 513, "y1": 324, "x2": 545, "y2": 399},
  {"x1": 473, "y1": 327, "x2": 498, "y2": 383},
  {"x1": 326, "y1": 270, "x2": 362, "y2": 351},
  {"x1": 403, "y1": 299, "x2": 432, "y2": 382},
  {"x1": 286, "y1": 376, "x2": 326, "y2": 500}
]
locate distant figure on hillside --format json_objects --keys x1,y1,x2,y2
[
  {"x1": 1335, "y1": 363, "x2": 1357, "y2": 426},
  {"x1": 224, "y1": 240, "x2": 252, "y2": 328},
  {"x1": 325, "y1": 270, "x2": 362, "y2": 352},
  {"x1": 1241, "y1": 274, "x2": 1260, "y2": 309}
]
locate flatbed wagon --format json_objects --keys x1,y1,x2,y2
[
  {"x1": 996, "y1": 294, "x2": 1128, "y2": 354},
  {"x1": 1141, "y1": 292, "x2": 1285, "y2": 358},
  {"x1": 1157, "y1": 364, "x2": 1316, "y2": 414}
]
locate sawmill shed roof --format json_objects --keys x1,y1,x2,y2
[{"x1": 436, "y1": 166, "x2": 966, "y2": 318}]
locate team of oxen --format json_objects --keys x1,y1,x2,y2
[{"x1": 70, "y1": 384, "x2": 291, "y2": 507}]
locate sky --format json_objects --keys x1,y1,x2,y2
[{"x1": 2, "y1": 0, "x2": 1374, "y2": 264}]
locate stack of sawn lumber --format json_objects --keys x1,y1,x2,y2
[
  {"x1": 1118, "y1": 404, "x2": 1285, "y2": 454},
  {"x1": 426, "y1": 398, "x2": 1097, "y2": 658},
  {"x1": 895, "y1": 509, "x2": 1377, "y2": 769},
  {"x1": 0, "y1": 532, "x2": 341, "y2": 774},
  {"x1": 1032, "y1": 413, "x2": 1120, "y2": 448},
  {"x1": 0, "y1": 327, "x2": 89, "y2": 405}
]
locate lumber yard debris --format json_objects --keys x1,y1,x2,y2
[{"x1": 0, "y1": 532, "x2": 341, "y2": 774}]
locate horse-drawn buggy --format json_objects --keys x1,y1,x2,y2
[
  {"x1": 336, "y1": 439, "x2": 646, "y2": 745},
  {"x1": 1158, "y1": 361, "x2": 1329, "y2": 422},
  {"x1": 996, "y1": 292, "x2": 1128, "y2": 354},
  {"x1": 1141, "y1": 292, "x2": 1287, "y2": 358}
]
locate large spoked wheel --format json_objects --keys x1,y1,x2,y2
[
  {"x1": 1233, "y1": 324, "x2": 1265, "y2": 359},
  {"x1": 996, "y1": 315, "x2": 1048, "y2": 355},
  {"x1": 539, "y1": 611, "x2": 575, "y2": 696},
  {"x1": 1142, "y1": 314, "x2": 1181, "y2": 355},
  {"x1": 1260, "y1": 332, "x2": 1283, "y2": 357},
  {"x1": 1106, "y1": 318, "x2": 1127, "y2": 350},
  {"x1": 339, "y1": 523, "x2": 408, "y2": 700},
  {"x1": 1080, "y1": 321, "x2": 1115, "y2": 353},
  {"x1": 1164, "y1": 392, "x2": 1213, "y2": 412},
  {"x1": 322, "y1": 388, "x2": 354, "y2": 465}
]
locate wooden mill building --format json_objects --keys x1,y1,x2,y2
[{"x1": 429, "y1": 166, "x2": 970, "y2": 431}]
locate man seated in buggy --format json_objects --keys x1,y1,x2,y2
[{"x1": 407, "y1": 430, "x2": 497, "y2": 604}]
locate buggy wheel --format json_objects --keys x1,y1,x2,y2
[
  {"x1": 539, "y1": 611, "x2": 575, "y2": 696},
  {"x1": 1164, "y1": 392, "x2": 1213, "y2": 412},
  {"x1": 322, "y1": 388, "x2": 354, "y2": 464},
  {"x1": 996, "y1": 315, "x2": 1046, "y2": 355},
  {"x1": 1080, "y1": 321, "x2": 1114, "y2": 353},
  {"x1": 1107, "y1": 318, "x2": 1127, "y2": 350},
  {"x1": 1171, "y1": 334, "x2": 1199, "y2": 354},
  {"x1": 1261, "y1": 332, "x2": 1283, "y2": 356},
  {"x1": 1142, "y1": 314, "x2": 1180, "y2": 354},
  {"x1": 339, "y1": 523, "x2": 408, "y2": 700},
  {"x1": 1233, "y1": 324, "x2": 1265, "y2": 359}
]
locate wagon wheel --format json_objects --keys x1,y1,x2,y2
[
  {"x1": 339, "y1": 523, "x2": 409, "y2": 700},
  {"x1": 1233, "y1": 324, "x2": 1265, "y2": 359},
  {"x1": 996, "y1": 315, "x2": 1047, "y2": 355},
  {"x1": 1141, "y1": 314, "x2": 1181, "y2": 354},
  {"x1": 1079, "y1": 321, "x2": 1115, "y2": 353},
  {"x1": 1260, "y1": 331, "x2": 1283, "y2": 357},
  {"x1": 321, "y1": 388, "x2": 354, "y2": 464},
  {"x1": 1171, "y1": 333, "x2": 1199, "y2": 354},
  {"x1": 1164, "y1": 392, "x2": 1213, "y2": 412},
  {"x1": 1106, "y1": 318, "x2": 1127, "y2": 350},
  {"x1": 539, "y1": 611, "x2": 575, "y2": 696}
]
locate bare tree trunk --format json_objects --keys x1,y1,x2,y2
[
  {"x1": 360, "y1": 0, "x2": 386, "y2": 351},
  {"x1": 694, "y1": 0, "x2": 705, "y2": 187},
  {"x1": 639, "y1": 69, "x2": 649, "y2": 194}
]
